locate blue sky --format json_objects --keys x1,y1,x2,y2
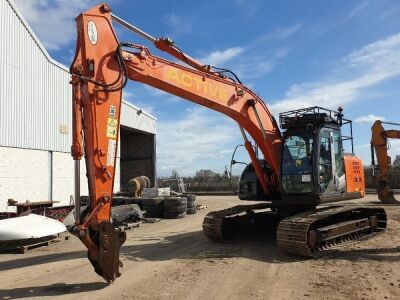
[{"x1": 14, "y1": 0, "x2": 400, "y2": 176}]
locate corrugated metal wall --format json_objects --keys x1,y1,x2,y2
[
  {"x1": 0, "y1": 0, "x2": 71, "y2": 152},
  {"x1": 0, "y1": 0, "x2": 156, "y2": 153},
  {"x1": 0, "y1": 0, "x2": 157, "y2": 208}
]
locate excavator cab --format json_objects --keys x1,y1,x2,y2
[
  {"x1": 279, "y1": 106, "x2": 363, "y2": 208},
  {"x1": 239, "y1": 106, "x2": 363, "y2": 208}
]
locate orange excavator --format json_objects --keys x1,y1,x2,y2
[
  {"x1": 70, "y1": 4, "x2": 387, "y2": 282},
  {"x1": 371, "y1": 120, "x2": 400, "y2": 204}
]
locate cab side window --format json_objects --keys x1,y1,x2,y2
[
  {"x1": 332, "y1": 131, "x2": 344, "y2": 176},
  {"x1": 319, "y1": 133, "x2": 332, "y2": 191},
  {"x1": 319, "y1": 135, "x2": 331, "y2": 165}
]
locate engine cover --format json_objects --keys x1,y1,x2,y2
[{"x1": 238, "y1": 160, "x2": 270, "y2": 201}]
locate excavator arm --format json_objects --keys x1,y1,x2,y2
[
  {"x1": 70, "y1": 4, "x2": 282, "y2": 282},
  {"x1": 371, "y1": 120, "x2": 400, "y2": 203}
]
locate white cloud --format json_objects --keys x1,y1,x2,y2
[
  {"x1": 235, "y1": 0, "x2": 262, "y2": 18},
  {"x1": 193, "y1": 23, "x2": 299, "y2": 79},
  {"x1": 270, "y1": 33, "x2": 400, "y2": 114},
  {"x1": 345, "y1": 1, "x2": 369, "y2": 21},
  {"x1": 198, "y1": 47, "x2": 244, "y2": 67},
  {"x1": 122, "y1": 91, "x2": 135, "y2": 100},
  {"x1": 389, "y1": 140, "x2": 400, "y2": 159},
  {"x1": 162, "y1": 13, "x2": 194, "y2": 36},
  {"x1": 142, "y1": 85, "x2": 169, "y2": 97},
  {"x1": 344, "y1": 34, "x2": 400, "y2": 72},
  {"x1": 130, "y1": 100, "x2": 155, "y2": 116},
  {"x1": 14, "y1": 0, "x2": 98, "y2": 50},
  {"x1": 157, "y1": 107, "x2": 238, "y2": 176},
  {"x1": 354, "y1": 114, "x2": 386, "y2": 124},
  {"x1": 271, "y1": 23, "x2": 303, "y2": 39},
  {"x1": 235, "y1": 24, "x2": 301, "y2": 78},
  {"x1": 235, "y1": 48, "x2": 289, "y2": 80},
  {"x1": 253, "y1": 24, "x2": 303, "y2": 44},
  {"x1": 197, "y1": 45, "x2": 288, "y2": 81},
  {"x1": 141, "y1": 86, "x2": 181, "y2": 105},
  {"x1": 379, "y1": 5, "x2": 400, "y2": 20},
  {"x1": 308, "y1": 2, "x2": 369, "y2": 40},
  {"x1": 364, "y1": 140, "x2": 400, "y2": 161},
  {"x1": 123, "y1": 89, "x2": 155, "y2": 115}
]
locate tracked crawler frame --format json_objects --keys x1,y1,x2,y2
[{"x1": 203, "y1": 205, "x2": 387, "y2": 257}]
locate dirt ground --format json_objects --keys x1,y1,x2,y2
[{"x1": 1, "y1": 195, "x2": 400, "y2": 300}]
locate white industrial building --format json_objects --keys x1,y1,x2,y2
[{"x1": 0, "y1": 0, "x2": 157, "y2": 212}]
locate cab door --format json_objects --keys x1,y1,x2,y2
[
  {"x1": 331, "y1": 130, "x2": 346, "y2": 192},
  {"x1": 318, "y1": 128, "x2": 345, "y2": 194},
  {"x1": 318, "y1": 130, "x2": 333, "y2": 193}
]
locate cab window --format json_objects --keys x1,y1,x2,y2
[
  {"x1": 319, "y1": 133, "x2": 332, "y2": 192},
  {"x1": 332, "y1": 131, "x2": 344, "y2": 176}
]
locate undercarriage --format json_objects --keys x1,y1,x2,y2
[{"x1": 202, "y1": 203, "x2": 387, "y2": 257}]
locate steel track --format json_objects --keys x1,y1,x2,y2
[
  {"x1": 276, "y1": 206, "x2": 387, "y2": 257},
  {"x1": 202, "y1": 204, "x2": 387, "y2": 257}
]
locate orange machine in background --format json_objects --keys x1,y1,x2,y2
[{"x1": 371, "y1": 120, "x2": 400, "y2": 203}]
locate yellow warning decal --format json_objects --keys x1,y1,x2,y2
[{"x1": 106, "y1": 118, "x2": 118, "y2": 139}]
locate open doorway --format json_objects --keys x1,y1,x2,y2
[{"x1": 120, "y1": 126, "x2": 156, "y2": 190}]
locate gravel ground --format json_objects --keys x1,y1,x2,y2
[{"x1": 0, "y1": 195, "x2": 399, "y2": 300}]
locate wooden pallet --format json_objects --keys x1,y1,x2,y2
[
  {"x1": 196, "y1": 204, "x2": 207, "y2": 210},
  {"x1": 118, "y1": 221, "x2": 142, "y2": 232},
  {"x1": 0, "y1": 233, "x2": 70, "y2": 254}
]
